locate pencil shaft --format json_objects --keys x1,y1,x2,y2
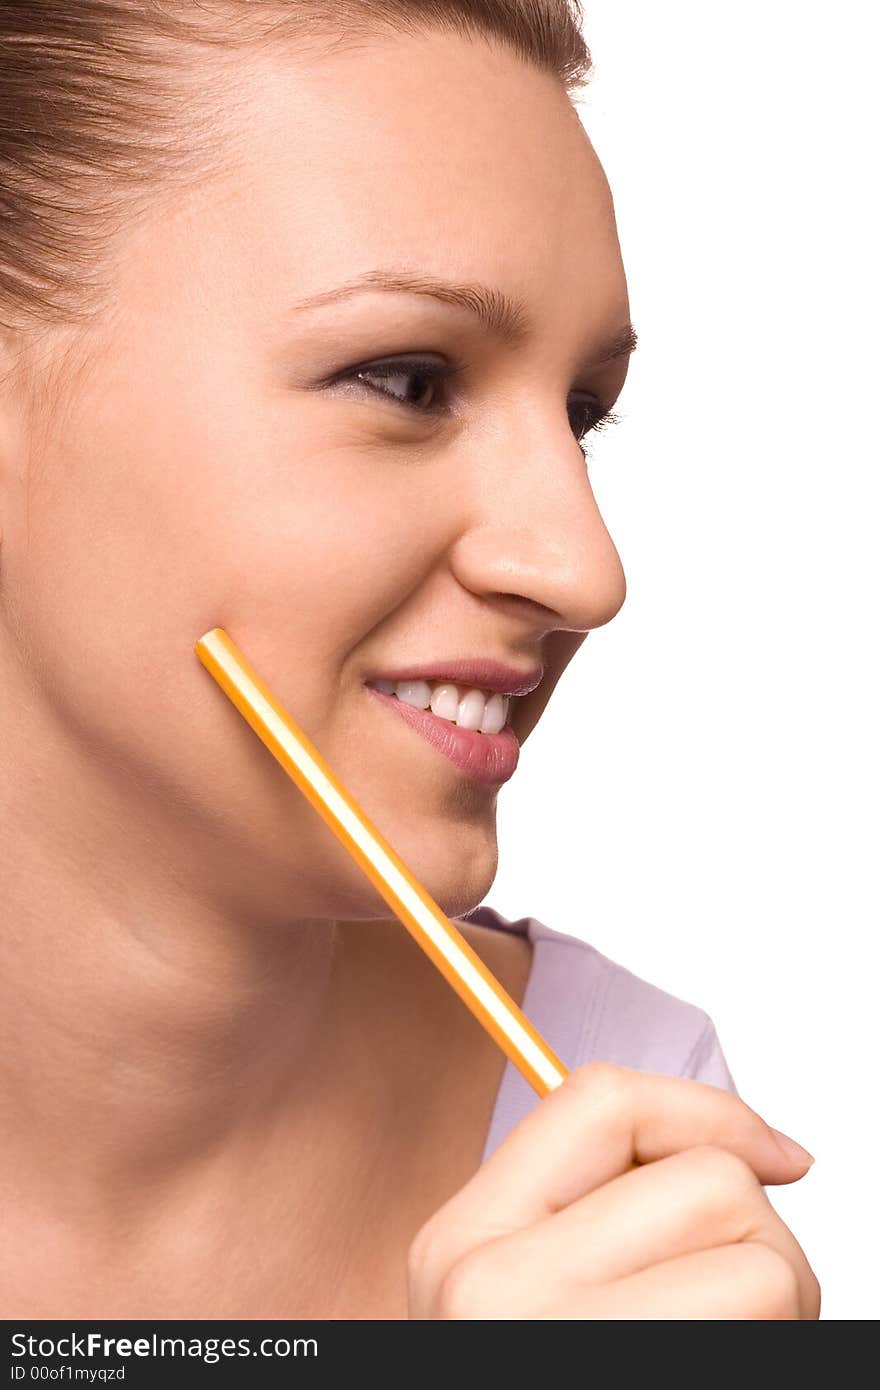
[{"x1": 195, "y1": 627, "x2": 568, "y2": 1098}]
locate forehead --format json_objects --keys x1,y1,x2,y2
[{"x1": 208, "y1": 31, "x2": 626, "y2": 330}]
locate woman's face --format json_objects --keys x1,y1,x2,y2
[{"x1": 0, "y1": 30, "x2": 631, "y2": 926}]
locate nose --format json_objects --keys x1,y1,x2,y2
[{"x1": 447, "y1": 410, "x2": 627, "y2": 635}]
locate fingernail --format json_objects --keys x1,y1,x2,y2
[{"x1": 770, "y1": 1127, "x2": 815, "y2": 1166}]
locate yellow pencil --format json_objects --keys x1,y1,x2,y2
[{"x1": 194, "y1": 627, "x2": 569, "y2": 1098}]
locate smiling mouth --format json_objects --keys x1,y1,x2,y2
[
  {"x1": 364, "y1": 681, "x2": 520, "y2": 786},
  {"x1": 364, "y1": 677, "x2": 514, "y2": 735}
]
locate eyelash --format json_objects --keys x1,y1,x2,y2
[{"x1": 329, "y1": 354, "x2": 621, "y2": 455}]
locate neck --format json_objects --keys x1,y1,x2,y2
[{"x1": 0, "y1": 656, "x2": 426, "y2": 1242}]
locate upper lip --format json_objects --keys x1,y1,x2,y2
[{"x1": 365, "y1": 659, "x2": 544, "y2": 698}]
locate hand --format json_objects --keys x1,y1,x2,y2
[{"x1": 407, "y1": 1063, "x2": 820, "y2": 1318}]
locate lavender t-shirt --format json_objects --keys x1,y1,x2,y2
[{"x1": 462, "y1": 904, "x2": 738, "y2": 1166}]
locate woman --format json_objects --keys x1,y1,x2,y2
[{"x1": 0, "y1": 1, "x2": 818, "y2": 1319}]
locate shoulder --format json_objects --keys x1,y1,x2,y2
[
  {"x1": 465, "y1": 905, "x2": 737, "y2": 1094},
  {"x1": 576, "y1": 936, "x2": 738, "y2": 1093}
]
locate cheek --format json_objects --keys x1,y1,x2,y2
[
  {"x1": 14, "y1": 365, "x2": 239, "y2": 711},
  {"x1": 8, "y1": 363, "x2": 442, "y2": 809},
  {"x1": 185, "y1": 421, "x2": 451, "y2": 709},
  {"x1": 5, "y1": 420, "x2": 235, "y2": 813}
]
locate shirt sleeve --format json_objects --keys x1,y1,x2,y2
[{"x1": 681, "y1": 1014, "x2": 739, "y2": 1095}]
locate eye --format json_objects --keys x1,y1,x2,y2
[
  {"x1": 333, "y1": 354, "x2": 463, "y2": 415},
  {"x1": 328, "y1": 353, "x2": 621, "y2": 452},
  {"x1": 568, "y1": 395, "x2": 622, "y2": 456}
]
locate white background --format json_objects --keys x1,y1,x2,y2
[{"x1": 489, "y1": 1, "x2": 878, "y2": 1320}]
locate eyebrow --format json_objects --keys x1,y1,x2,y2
[{"x1": 286, "y1": 268, "x2": 638, "y2": 367}]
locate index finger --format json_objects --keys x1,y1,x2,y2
[{"x1": 439, "y1": 1063, "x2": 812, "y2": 1238}]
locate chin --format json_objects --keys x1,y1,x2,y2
[{"x1": 419, "y1": 837, "x2": 500, "y2": 921}]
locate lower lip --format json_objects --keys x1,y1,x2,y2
[{"x1": 364, "y1": 686, "x2": 520, "y2": 786}]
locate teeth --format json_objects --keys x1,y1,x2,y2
[
  {"x1": 479, "y1": 692, "x2": 508, "y2": 735},
  {"x1": 396, "y1": 680, "x2": 433, "y2": 710},
  {"x1": 428, "y1": 682, "x2": 460, "y2": 722},
  {"x1": 370, "y1": 678, "x2": 510, "y2": 734},
  {"x1": 457, "y1": 688, "x2": 487, "y2": 732}
]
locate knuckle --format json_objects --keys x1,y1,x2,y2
[
  {"x1": 436, "y1": 1249, "x2": 496, "y2": 1320},
  {"x1": 745, "y1": 1242, "x2": 801, "y2": 1318},
  {"x1": 406, "y1": 1218, "x2": 448, "y2": 1293},
  {"x1": 566, "y1": 1060, "x2": 632, "y2": 1108},
  {"x1": 805, "y1": 1266, "x2": 822, "y2": 1320},
  {"x1": 685, "y1": 1143, "x2": 760, "y2": 1206},
  {"x1": 786, "y1": 1239, "x2": 822, "y2": 1320}
]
